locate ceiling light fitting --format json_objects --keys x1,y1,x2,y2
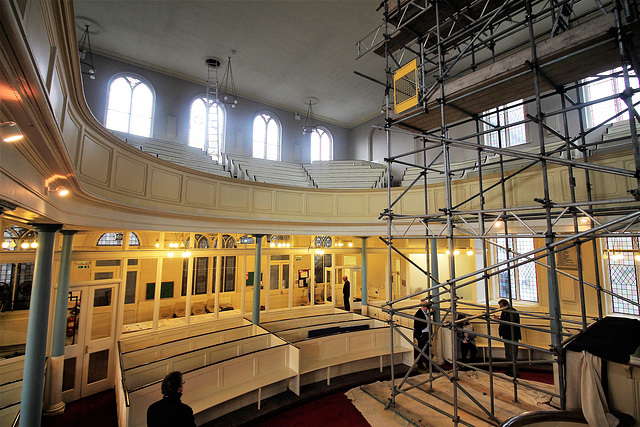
[
  {"x1": 1, "y1": 121, "x2": 24, "y2": 142},
  {"x1": 78, "y1": 25, "x2": 96, "y2": 79},
  {"x1": 302, "y1": 97, "x2": 318, "y2": 134},
  {"x1": 44, "y1": 185, "x2": 69, "y2": 197}
]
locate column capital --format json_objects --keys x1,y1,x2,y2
[
  {"x1": 28, "y1": 223, "x2": 63, "y2": 233},
  {"x1": 60, "y1": 229, "x2": 78, "y2": 236}
]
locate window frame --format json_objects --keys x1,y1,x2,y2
[
  {"x1": 188, "y1": 95, "x2": 226, "y2": 162},
  {"x1": 482, "y1": 100, "x2": 527, "y2": 148},
  {"x1": 310, "y1": 127, "x2": 333, "y2": 162},
  {"x1": 494, "y1": 237, "x2": 538, "y2": 303},
  {"x1": 603, "y1": 236, "x2": 640, "y2": 316},
  {"x1": 105, "y1": 73, "x2": 155, "y2": 137},
  {"x1": 580, "y1": 67, "x2": 639, "y2": 129},
  {"x1": 252, "y1": 112, "x2": 281, "y2": 160}
]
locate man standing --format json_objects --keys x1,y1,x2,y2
[
  {"x1": 413, "y1": 300, "x2": 434, "y2": 370},
  {"x1": 342, "y1": 275, "x2": 351, "y2": 311},
  {"x1": 496, "y1": 299, "x2": 521, "y2": 377},
  {"x1": 147, "y1": 371, "x2": 195, "y2": 427}
]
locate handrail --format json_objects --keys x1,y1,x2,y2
[
  {"x1": 116, "y1": 341, "x2": 130, "y2": 407},
  {"x1": 500, "y1": 410, "x2": 587, "y2": 426}
]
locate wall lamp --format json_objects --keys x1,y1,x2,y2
[
  {"x1": 0, "y1": 121, "x2": 24, "y2": 142},
  {"x1": 44, "y1": 185, "x2": 69, "y2": 196}
]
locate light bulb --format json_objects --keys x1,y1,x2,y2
[
  {"x1": 155, "y1": 242, "x2": 160, "y2": 248},
  {"x1": 286, "y1": 243, "x2": 290, "y2": 248},
  {"x1": 57, "y1": 186, "x2": 69, "y2": 196},
  {"x1": 167, "y1": 251, "x2": 174, "y2": 258},
  {"x1": 182, "y1": 251, "x2": 191, "y2": 258},
  {"x1": 21, "y1": 242, "x2": 29, "y2": 249},
  {"x1": 348, "y1": 242, "x2": 353, "y2": 247},
  {"x1": 453, "y1": 250, "x2": 460, "y2": 256},
  {"x1": 581, "y1": 217, "x2": 588, "y2": 223},
  {"x1": 270, "y1": 242, "x2": 275, "y2": 248},
  {"x1": 2, "y1": 241, "x2": 9, "y2": 249},
  {"x1": 31, "y1": 242, "x2": 38, "y2": 248},
  {"x1": 467, "y1": 250, "x2": 474, "y2": 256},
  {"x1": 445, "y1": 250, "x2": 451, "y2": 256}
]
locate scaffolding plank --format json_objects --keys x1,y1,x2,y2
[{"x1": 392, "y1": 13, "x2": 640, "y2": 132}]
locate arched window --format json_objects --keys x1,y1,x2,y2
[
  {"x1": 252, "y1": 113, "x2": 280, "y2": 160},
  {"x1": 189, "y1": 97, "x2": 225, "y2": 161},
  {"x1": 310, "y1": 128, "x2": 333, "y2": 162},
  {"x1": 97, "y1": 232, "x2": 140, "y2": 247},
  {"x1": 106, "y1": 75, "x2": 153, "y2": 137}
]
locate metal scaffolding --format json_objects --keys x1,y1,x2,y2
[{"x1": 359, "y1": 0, "x2": 640, "y2": 424}]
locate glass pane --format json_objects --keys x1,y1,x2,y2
[
  {"x1": 87, "y1": 349, "x2": 109, "y2": 384},
  {"x1": 66, "y1": 290, "x2": 81, "y2": 346},
  {"x1": 189, "y1": 98, "x2": 206, "y2": 149},
  {"x1": 282, "y1": 264, "x2": 289, "y2": 289},
  {"x1": 124, "y1": 271, "x2": 137, "y2": 304},
  {"x1": 253, "y1": 115, "x2": 266, "y2": 158},
  {"x1": 62, "y1": 357, "x2": 76, "y2": 391},
  {"x1": 91, "y1": 288, "x2": 112, "y2": 340},
  {"x1": 270, "y1": 265, "x2": 279, "y2": 290}
]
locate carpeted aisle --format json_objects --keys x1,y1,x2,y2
[{"x1": 253, "y1": 392, "x2": 370, "y2": 427}]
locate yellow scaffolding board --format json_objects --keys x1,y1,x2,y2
[{"x1": 394, "y1": 59, "x2": 418, "y2": 114}]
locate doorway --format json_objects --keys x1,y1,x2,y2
[{"x1": 62, "y1": 280, "x2": 119, "y2": 401}]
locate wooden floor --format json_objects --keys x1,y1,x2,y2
[{"x1": 348, "y1": 369, "x2": 556, "y2": 426}]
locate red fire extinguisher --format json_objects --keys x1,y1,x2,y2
[
  {"x1": 66, "y1": 303, "x2": 79, "y2": 337},
  {"x1": 66, "y1": 315, "x2": 76, "y2": 337}
]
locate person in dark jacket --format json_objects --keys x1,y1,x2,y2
[
  {"x1": 342, "y1": 275, "x2": 351, "y2": 311},
  {"x1": 147, "y1": 371, "x2": 196, "y2": 427},
  {"x1": 495, "y1": 299, "x2": 521, "y2": 377},
  {"x1": 413, "y1": 300, "x2": 434, "y2": 370}
]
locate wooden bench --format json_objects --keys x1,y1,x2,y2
[
  {"x1": 120, "y1": 333, "x2": 298, "y2": 426},
  {"x1": 119, "y1": 316, "x2": 249, "y2": 353},
  {"x1": 303, "y1": 161, "x2": 387, "y2": 189},
  {"x1": 120, "y1": 324, "x2": 262, "y2": 370},
  {"x1": 0, "y1": 356, "x2": 23, "y2": 426},
  {"x1": 114, "y1": 132, "x2": 231, "y2": 178}
]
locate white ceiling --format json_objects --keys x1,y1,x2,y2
[{"x1": 73, "y1": 0, "x2": 389, "y2": 128}]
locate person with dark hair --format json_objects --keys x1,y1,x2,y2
[
  {"x1": 495, "y1": 299, "x2": 521, "y2": 377},
  {"x1": 342, "y1": 275, "x2": 351, "y2": 311},
  {"x1": 457, "y1": 314, "x2": 477, "y2": 363},
  {"x1": 413, "y1": 299, "x2": 434, "y2": 370},
  {"x1": 147, "y1": 371, "x2": 196, "y2": 427}
]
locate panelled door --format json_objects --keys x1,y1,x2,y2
[{"x1": 62, "y1": 281, "x2": 118, "y2": 401}]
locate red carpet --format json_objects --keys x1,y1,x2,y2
[
  {"x1": 41, "y1": 389, "x2": 118, "y2": 427},
  {"x1": 254, "y1": 392, "x2": 370, "y2": 427}
]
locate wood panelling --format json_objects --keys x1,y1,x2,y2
[
  {"x1": 114, "y1": 155, "x2": 147, "y2": 195},
  {"x1": 80, "y1": 134, "x2": 112, "y2": 184}
]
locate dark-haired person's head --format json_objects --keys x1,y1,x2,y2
[
  {"x1": 498, "y1": 299, "x2": 510, "y2": 308},
  {"x1": 161, "y1": 371, "x2": 183, "y2": 397}
]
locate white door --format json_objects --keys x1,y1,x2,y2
[{"x1": 62, "y1": 281, "x2": 118, "y2": 401}]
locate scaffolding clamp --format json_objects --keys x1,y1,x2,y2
[
  {"x1": 534, "y1": 197, "x2": 554, "y2": 208},
  {"x1": 629, "y1": 188, "x2": 640, "y2": 201}
]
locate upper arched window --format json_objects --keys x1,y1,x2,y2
[
  {"x1": 252, "y1": 113, "x2": 280, "y2": 160},
  {"x1": 189, "y1": 97, "x2": 225, "y2": 162},
  {"x1": 310, "y1": 128, "x2": 333, "y2": 162},
  {"x1": 97, "y1": 232, "x2": 140, "y2": 247},
  {"x1": 105, "y1": 75, "x2": 153, "y2": 137}
]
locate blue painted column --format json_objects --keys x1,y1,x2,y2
[
  {"x1": 20, "y1": 223, "x2": 62, "y2": 427},
  {"x1": 252, "y1": 235, "x2": 265, "y2": 325},
  {"x1": 45, "y1": 230, "x2": 76, "y2": 415},
  {"x1": 360, "y1": 237, "x2": 368, "y2": 308}
]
